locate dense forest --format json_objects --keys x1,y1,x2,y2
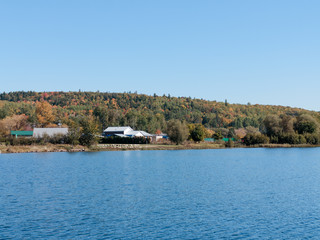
[{"x1": 0, "y1": 91, "x2": 320, "y2": 145}]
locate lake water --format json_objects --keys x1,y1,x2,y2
[{"x1": 1, "y1": 148, "x2": 320, "y2": 239}]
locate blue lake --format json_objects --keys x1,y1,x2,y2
[{"x1": 1, "y1": 148, "x2": 320, "y2": 239}]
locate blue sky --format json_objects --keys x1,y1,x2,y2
[{"x1": 1, "y1": 0, "x2": 319, "y2": 110}]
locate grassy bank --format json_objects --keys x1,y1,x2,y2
[
  {"x1": 0, "y1": 144, "x2": 87, "y2": 154},
  {"x1": 1, "y1": 142, "x2": 320, "y2": 154},
  {"x1": 94, "y1": 142, "x2": 227, "y2": 151},
  {"x1": 0, "y1": 142, "x2": 227, "y2": 153}
]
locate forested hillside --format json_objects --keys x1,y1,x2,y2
[{"x1": 0, "y1": 91, "x2": 318, "y2": 134}]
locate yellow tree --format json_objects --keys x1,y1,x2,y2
[
  {"x1": 36, "y1": 101, "x2": 55, "y2": 127},
  {"x1": 0, "y1": 114, "x2": 30, "y2": 135}
]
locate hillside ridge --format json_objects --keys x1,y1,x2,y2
[{"x1": 0, "y1": 91, "x2": 318, "y2": 133}]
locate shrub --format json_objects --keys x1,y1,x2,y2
[
  {"x1": 190, "y1": 124, "x2": 206, "y2": 142},
  {"x1": 304, "y1": 133, "x2": 320, "y2": 145},
  {"x1": 277, "y1": 133, "x2": 300, "y2": 144},
  {"x1": 167, "y1": 119, "x2": 189, "y2": 145},
  {"x1": 7, "y1": 137, "x2": 34, "y2": 146},
  {"x1": 243, "y1": 133, "x2": 269, "y2": 145},
  {"x1": 225, "y1": 139, "x2": 234, "y2": 148}
]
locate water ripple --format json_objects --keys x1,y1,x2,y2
[{"x1": 1, "y1": 148, "x2": 320, "y2": 239}]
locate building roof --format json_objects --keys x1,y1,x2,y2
[
  {"x1": 114, "y1": 134, "x2": 129, "y2": 138},
  {"x1": 103, "y1": 126, "x2": 133, "y2": 132},
  {"x1": 103, "y1": 126, "x2": 153, "y2": 138},
  {"x1": 139, "y1": 131, "x2": 153, "y2": 137},
  {"x1": 126, "y1": 131, "x2": 144, "y2": 137},
  {"x1": 33, "y1": 128, "x2": 68, "y2": 137},
  {"x1": 159, "y1": 133, "x2": 168, "y2": 136},
  {"x1": 10, "y1": 131, "x2": 33, "y2": 136}
]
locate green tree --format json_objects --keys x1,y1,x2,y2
[
  {"x1": 66, "y1": 125, "x2": 81, "y2": 145},
  {"x1": 79, "y1": 117, "x2": 99, "y2": 147},
  {"x1": 294, "y1": 114, "x2": 318, "y2": 134},
  {"x1": 218, "y1": 128, "x2": 229, "y2": 138},
  {"x1": 167, "y1": 119, "x2": 189, "y2": 145},
  {"x1": 263, "y1": 115, "x2": 281, "y2": 136},
  {"x1": 227, "y1": 128, "x2": 236, "y2": 138},
  {"x1": 304, "y1": 133, "x2": 320, "y2": 145},
  {"x1": 212, "y1": 131, "x2": 223, "y2": 140},
  {"x1": 280, "y1": 114, "x2": 295, "y2": 133},
  {"x1": 277, "y1": 133, "x2": 301, "y2": 144},
  {"x1": 243, "y1": 133, "x2": 269, "y2": 145},
  {"x1": 245, "y1": 126, "x2": 260, "y2": 135},
  {"x1": 190, "y1": 124, "x2": 206, "y2": 142},
  {"x1": 93, "y1": 106, "x2": 109, "y2": 130}
]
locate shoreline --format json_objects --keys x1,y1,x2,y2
[{"x1": 0, "y1": 143, "x2": 320, "y2": 154}]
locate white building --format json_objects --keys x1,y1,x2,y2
[
  {"x1": 151, "y1": 133, "x2": 168, "y2": 142},
  {"x1": 103, "y1": 126, "x2": 134, "y2": 137},
  {"x1": 127, "y1": 131, "x2": 153, "y2": 138},
  {"x1": 33, "y1": 128, "x2": 68, "y2": 138},
  {"x1": 103, "y1": 126, "x2": 153, "y2": 138}
]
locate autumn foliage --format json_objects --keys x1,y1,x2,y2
[
  {"x1": 0, "y1": 91, "x2": 320, "y2": 146},
  {"x1": 36, "y1": 101, "x2": 55, "y2": 127},
  {"x1": 0, "y1": 114, "x2": 30, "y2": 135}
]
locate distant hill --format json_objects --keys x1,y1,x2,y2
[{"x1": 0, "y1": 91, "x2": 318, "y2": 133}]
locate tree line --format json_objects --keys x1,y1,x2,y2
[
  {"x1": 166, "y1": 113, "x2": 320, "y2": 146},
  {"x1": 1, "y1": 91, "x2": 318, "y2": 130},
  {"x1": 0, "y1": 91, "x2": 320, "y2": 146}
]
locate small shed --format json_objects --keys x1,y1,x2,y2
[
  {"x1": 204, "y1": 138, "x2": 214, "y2": 142},
  {"x1": 151, "y1": 134, "x2": 168, "y2": 142},
  {"x1": 222, "y1": 138, "x2": 236, "y2": 142}
]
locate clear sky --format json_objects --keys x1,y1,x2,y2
[{"x1": 1, "y1": 0, "x2": 319, "y2": 110}]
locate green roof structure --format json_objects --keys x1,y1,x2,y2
[
  {"x1": 10, "y1": 131, "x2": 33, "y2": 137},
  {"x1": 204, "y1": 137, "x2": 236, "y2": 142}
]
